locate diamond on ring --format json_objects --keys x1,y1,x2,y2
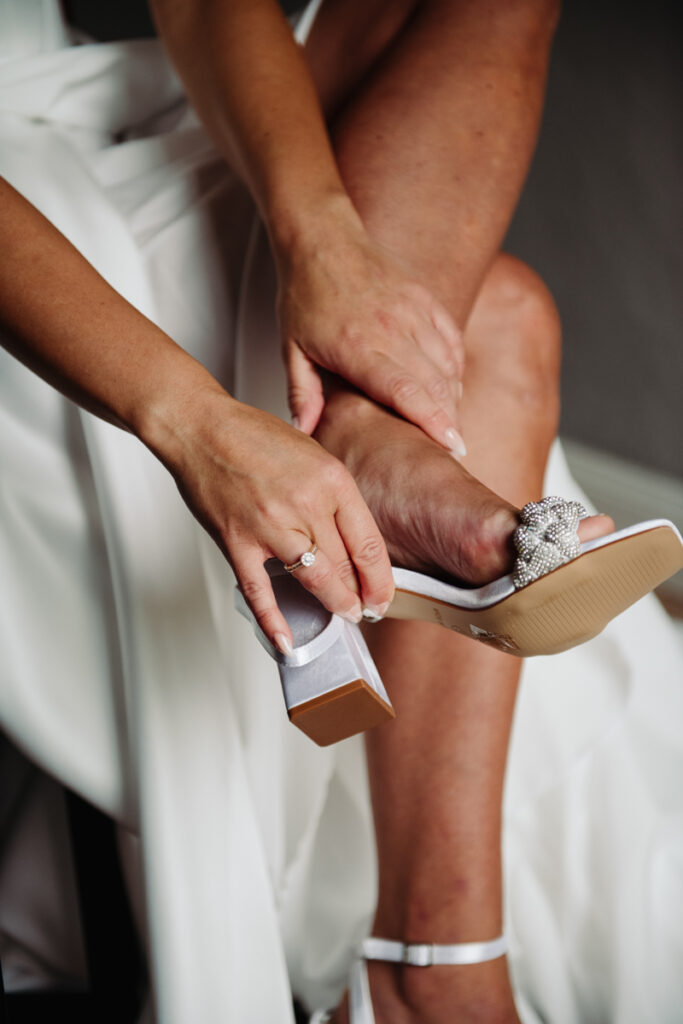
[{"x1": 284, "y1": 543, "x2": 318, "y2": 573}]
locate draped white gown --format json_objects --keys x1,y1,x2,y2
[{"x1": 0, "y1": 2, "x2": 681, "y2": 1021}]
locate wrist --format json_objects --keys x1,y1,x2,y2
[
  {"x1": 134, "y1": 359, "x2": 237, "y2": 476},
  {"x1": 267, "y1": 188, "x2": 365, "y2": 269}
]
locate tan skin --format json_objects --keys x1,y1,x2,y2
[
  {"x1": 1, "y1": 1, "x2": 614, "y2": 1020},
  {"x1": 298, "y1": 3, "x2": 614, "y2": 1021}
]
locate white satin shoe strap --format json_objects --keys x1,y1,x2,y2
[
  {"x1": 361, "y1": 934, "x2": 508, "y2": 966},
  {"x1": 350, "y1": 956, "x2": 376, "y2": 1024}
]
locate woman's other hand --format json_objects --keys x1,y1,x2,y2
[
  {"x1": 150, "y1": 2, "x2": 464, "y2": 453},
  {"x1": 153, "y1": 383, "x2": 394, "y2": 655},
  {"x1": 276, "y1": 195, "x2": 466, "y2": 454}
]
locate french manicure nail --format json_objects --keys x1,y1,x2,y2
[
  {"x1": 274, "y1": 632, "x2": 293, "y2": 656},
  {"x1": 342, "y1": 602, "x2": 363, "y2": 624},
  {"x1": 291, "y1": 416, "x2": 301, "y2": 431},
  {"x1": 362, "y1": 600, "x2": 391, "y2": 622},
  {"x1": 362, "y1": 610, "x2": 382, "y2": 623},
  {"x1": 445, "y1": 427, "x2": 467, "y2": 458}
]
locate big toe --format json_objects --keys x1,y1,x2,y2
[{"x1": 577, "y1": 513, "x2": 615, "y2": 544}]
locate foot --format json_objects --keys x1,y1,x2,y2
[
  {"x1": 328, "y1": 958, "x2": 521, "y2": 1024},
  {"x1": 315, "y1": 390, "x2": 612, "y2": 587}
]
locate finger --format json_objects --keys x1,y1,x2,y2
[
  {"x1": 353, "y1": 350, "x2": 467, "y2": 456},
  {"x1": 285, "y1": 342, "x2": 325, "y2": 434},
  {"x1": 410, "y1": 318, "x2": 459, "y2": 381},
  {"x1": 280, "y1": 537, "x2": 363, "y2": 623},
  {"x1": 428, "y1": 298, "x2": 465, "y2": 371},
  {"x1": 232, "y1": 547, "x2": 295, "y2": 656},
  {"x1": 406, "y1": 327, "x2": 461, "y2": 424},
  {"x1": 314, "y1": 522, "x2": 362, "y2": 598},
  {"x1": 403, "y1": 283, "x2": 464, "y2": 374},
  {"x1": 334, "y1": 486, "x2": 394, "y2": 618}
]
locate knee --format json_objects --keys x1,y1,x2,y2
[
  {"x1": 423, "y1": 0, "x2": 561, "y2": 46},
  {"x1": 484, "y1": 0, "x2": 562, "y2": 40},
  {"x1": 467, "y1": 253, "x2": 561, "y2": 425}
]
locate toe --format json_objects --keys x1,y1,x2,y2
[{"x1": 577, "y1": 513, "x2": 615, "y2": 543}]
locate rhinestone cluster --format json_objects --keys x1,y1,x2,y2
[{"x1": 513, "y1": 496, "x2": 588, "y2": 589}]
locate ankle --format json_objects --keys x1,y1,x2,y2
[
  {"x1": 360, "y1": 958, "x2": 520, "y2": 1024},
  {"x1": 400, "y1": 959, "x2": 520, "y2": 1024}
]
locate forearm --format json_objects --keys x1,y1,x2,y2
[
  {"x1": 0, "y1": 179, "x2": 395, "y2": 641},
  {"x1": 0, "y1": 178, "x2": 225, "y2": 457},
  {"x1": 149, "y1": 0, "x2": 357, "y2": 256}
]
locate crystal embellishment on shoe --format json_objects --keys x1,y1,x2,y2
[{"x1": 513, "y1": 495, "x2": 588, "y2": 588}]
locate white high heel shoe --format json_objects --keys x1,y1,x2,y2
[
  {"x1": 237, "y1": 500, "x2": 683, "y2": 745},
  {"x1": 309, "y1": 934, "x2": 508, "y2": 1023},
  {"x1": 389, "y1": 500, "x2": 683, "y2": 657},
  {"x1": 235, "y1": 559, "x2": 394, "y2": 745}
]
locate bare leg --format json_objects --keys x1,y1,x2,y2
[
  {"x1": 304, "y1": 3, "x2": 610, "y2": 1021},
  {"x1": 316, "y1": 260, "x2": 610, "y2": 1023}
]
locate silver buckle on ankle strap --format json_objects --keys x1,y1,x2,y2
[{"x1": 403, "y1": 943, "x2": 434, "y2": 967}]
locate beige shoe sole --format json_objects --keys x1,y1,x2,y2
[{"x1": 388, "y1": 521, "x2": 683, "y2": 657}]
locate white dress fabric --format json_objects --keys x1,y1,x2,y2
[{"x1": 0, "y1": 2, "x2": 681, "y2": 1022}]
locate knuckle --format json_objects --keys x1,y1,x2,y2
[
  {"x1": 341, "y1": 329, "x2": 367, "y2": 355},
  {"x1": 240, "y1": 577, "x2": 272, "y2": 612},
  {"x1": 320, "y1": 456, "x2": 350, "y2": 491},
  {"x1": 304, "y1": 563, "x2": 333, "y2": 590},
  {"x1": 389, "y1": 374, "x2": 421, "y2": 405},
  {"x1": 335, "y1": 557, "x2": 357, "y2": 585},
  {"x1": 287, "y1": 382, "x2": 309, "y2": 408},
  {"x1": 427, "y1": 374, "x2": 452, "y2": 406},
  {"x1": 354, "y1": 535, "x2": 386, "y2": 567},
  {"x1": 453, "y1": 335, "x2": 466, "y2": 368}
]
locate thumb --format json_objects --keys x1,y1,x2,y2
[{"x1": 285, "y1": 342, "x2": 325, "y2": 435}]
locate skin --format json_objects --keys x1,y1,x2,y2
[
  {"x1": 301, "y1": 2, "x2": 613, "y2": 1021},
  {"x1": 150, "y1": 0, "x2": 467, "y2": 450},
  {"x1": 1, "y1": 1, "x2": 615, "y2": 1020},
  {"x1": 0, "y1": 181, "x2": 394, "y2": 651}
]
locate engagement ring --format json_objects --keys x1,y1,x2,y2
[{"x1": 284, "y1": 543, "x2": 318, "y2": 573}]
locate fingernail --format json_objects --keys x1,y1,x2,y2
[
  {"x1": 445, "y1": 427, "x2": 467, "y2": 458},
  {"x1": 274, "y1": 632, "x2": 293, "y2": 656},
  {"x1": 362, "y1": 600, "x2": 391, "y2": 622},
  {"x1": 342, "y1": 602, "x2": 363, "y2": 624},
  {"x1": 291, "y1": 416, "x2": 301, "y2": 431}
]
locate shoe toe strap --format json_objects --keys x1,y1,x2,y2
[{"x1": 513, "y1": 495, "x2": 589, "y2": 588}]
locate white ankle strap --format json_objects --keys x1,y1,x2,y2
[{"x1": 361, "y1": 934, "x2": 507, "y2": 966}]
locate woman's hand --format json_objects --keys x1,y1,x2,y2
[
  {"x1": 275, "y1": 196, "x2": 466, "y2": 454},
  {"x1": 155, "y1": 383, "x2": 395, "y2": 655}
]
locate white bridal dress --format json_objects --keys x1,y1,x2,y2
[{"x1": 0, "y1": 2, "x2": 682, "y2": 1022}]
